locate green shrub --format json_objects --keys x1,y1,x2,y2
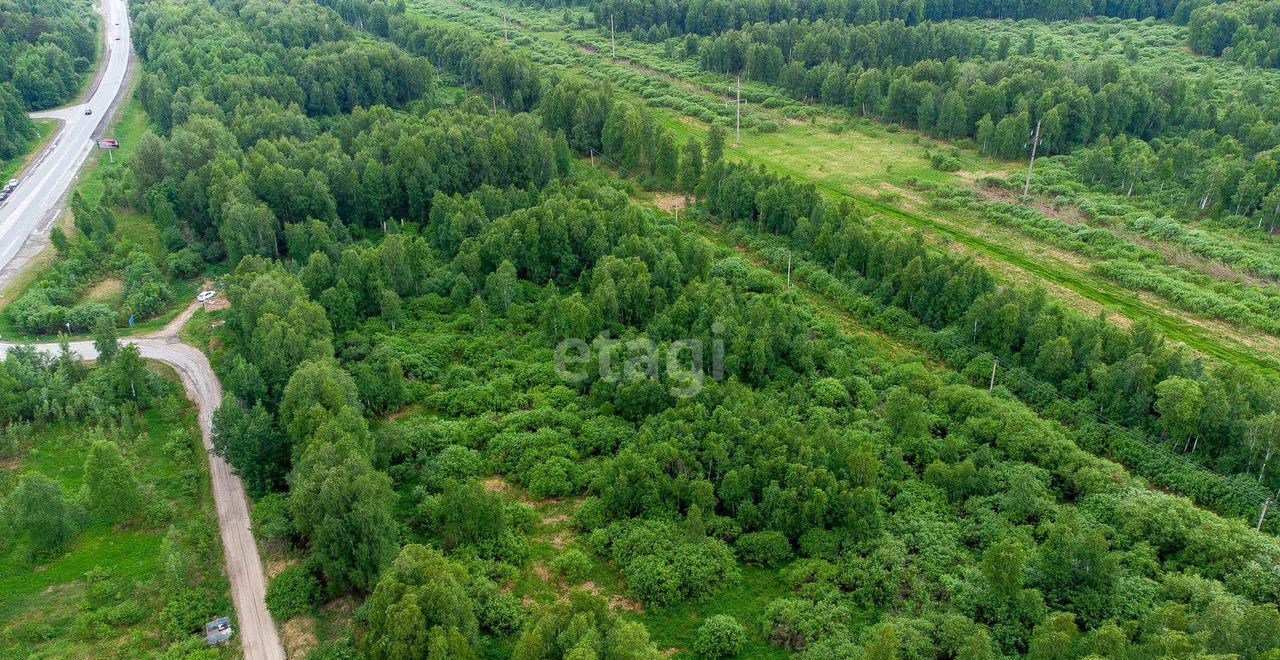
[
  {"x1": 551, "y1": 547, "x2": 593, "y2": 581},
  {"x1": 736, "y1": 531, "x2": 793, "y2": 567},
  {"x1": 755, "y1": 120, "x2": 780, "y2": 134},
  {"x1": 106, "y1": 600, "x2": 148, "y2": 626},
  {"x1": 478, "y1": 592, "x2": 525, "y2": 634},
  {"x1": 694, "y1": 614, "x2": 745, "y2": 658},
  {"x1": 798, "y1": 529, "x2": 840, "y2": 560},
  {"x1": 930, "y1": 151, "x2": 962, "y2": 172},
  {"x1": 251, "y1": 492, "x2": 294, "y2": 545},
  {"x1": 571, "y1": 496, "x2": 606, "y2": 531},
  {"x1": 601, "y1": 520, "x2": 738, "y2": 606},
  {"x1": 812, "y1": 377, "x2": 850, "y2": 407},
  {"x1": 160, "y1": 589, "x2": 210, "y2": 640},
  {"x1": 66, "y1": 302, "x2": 116, "y2": 331},
  {"x1": 526, "y1": 456, "x2": 575, "y2": 498},
  {"x1": 426, "y1": 444, "x2": 482, "y2": 489},
  {"x1": 266, "y1": 564, "x2": 321, "y2": 621},
  {"x1": 307, "y1": 638, "x2": 359, "y2": 660}
]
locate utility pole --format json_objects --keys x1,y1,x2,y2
[
  {"x1": 786, "y1": 252, "x2": 792, "y2": 289},
  {"x1": 610, "y1": 14, "x2": 616, "y2": 58},
  {"x1": 735, "y1": 76, "x2": 742, "y2": 142},
  {"x1": 1260, "y1": 486, "x2": 1280, "y2": 531},
  {"x1": 1022, "y1": 118, "x2": 1042, "y2": 201},
  {"x1": 504, "y1": 14, "x2": 509, "y2": 41},
  {"x1": 989, "y1": 359, "x2": 998, "y2": 392}
]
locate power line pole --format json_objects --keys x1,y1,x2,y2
[
  {"x1": 786, "y1": 252, "x2": 792, "y2": 289},
  {"x1": 504, "y1": 14, "x2": 509, "y2": 41},
  {"x1": 736, "y1": 76, "x2": 742, "y2": 142},
  {"x1": 610, "y1": 14, "x2": 616, "y2": 58},
  {"x1": 1022, "y1": 118, "x2": 1042, "y2": 201},
  {"x1": 1260, "y1": 486, "x2": 1280, "y2": 531},
  {"x1": 989, "y1": 359, "x2": 998, "y2": 392}
]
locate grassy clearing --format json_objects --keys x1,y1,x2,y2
[
  {"x1": 0, "y1": 375, "x2": 234, "y2": 658},
  {"x1": 78, "y1": 97, "x2": 150, "y2": 207},
  {"x1": 81, "y1": 277, "x2": 124, "y2": 304},
  {"x1": 180, "y1": 307, "x2": 225, "y2": 354},
  {"x1": 476, "y1": 475, "x2": 795, "y2": 657}
]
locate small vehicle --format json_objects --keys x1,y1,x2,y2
[
  {"x1": 196, "y1": 290, "x2": 217, "y2": 303},
  {"x1": 5, "y1": 179, "x2": 16, "y2": 192},
  {"x1": 0, "y1": 191, "x2": 8, "y2": 202},
  {"x1": 84, "y1": 108, "x2": 92, "y2": 115},
  {"x1": 204, "y1": 617, "x2": 233, "y2": 646}
]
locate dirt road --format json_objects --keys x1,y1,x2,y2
[{"x1": 0, "y1": 304, "x2": 285, "y2": 660}]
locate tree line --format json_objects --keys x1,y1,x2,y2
[
  {"x1": 0, "y1": 0, "x2": 98, "y2": 161},
  {"x1": 0, "y1": 0, "x2": 98, "y2": 110},
  {"x1": 582, "y1": 0, "x2": 1199, "y2": 39},
  {"x1": 676, "y1": 15, "x2": 1280, "y2": 229},
  {"x1": 1188, "y1": 0, "x2": 1280, "y2": 68}
]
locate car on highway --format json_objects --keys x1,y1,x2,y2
[
  {"x1": 4, "y1": 179, "x2": 16, "y2": 192},
  {"x1": 84, "y1": 108, "x2": 92, "y2": 115}
]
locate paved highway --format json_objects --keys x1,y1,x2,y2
[
  {"x1": 0, "y1": 304, "x2": 284, "y2": 660},
  {"x1": 0, "y1": 0, "x2": 131, "y2": 280}
]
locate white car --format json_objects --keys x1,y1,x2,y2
[{"x1": 196, "y1": 291, "x2": 217, "y2": 303}]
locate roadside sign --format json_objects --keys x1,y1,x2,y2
[
  {"x1": 128, "y1": 315, "x2": 135, "y2": 328},
  {"x1": 97, "y1": 139, "x2": 120, "y2": 150}
]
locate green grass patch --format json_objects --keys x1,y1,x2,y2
[{"x1": 637, "y1": 565, "x2": 794, "y2": 658}]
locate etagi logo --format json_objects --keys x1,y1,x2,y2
[{"x1": 554, "y1": 322, "x2": 726, "y2": 398}]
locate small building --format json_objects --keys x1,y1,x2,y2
[{"x1": 205, "y1": 616, "x2": 234, "y2": 646}]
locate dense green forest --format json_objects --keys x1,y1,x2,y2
[
  {"x1": 1, "y1": 0, "x2": 98, "y2": 106},
  {"x1": 0, "y1": 0, "x2": 99, "y2": 160},
  {"x1": 7, "y1": 0, "x2": 1280, "y2": 656}
]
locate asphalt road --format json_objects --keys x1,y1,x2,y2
[
  {"x1": 0, "y1": 0, "x2": 131, "y2": 277},
  {"x1": 0, "y1": 304, "x2": 285, "y2": 659}
]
